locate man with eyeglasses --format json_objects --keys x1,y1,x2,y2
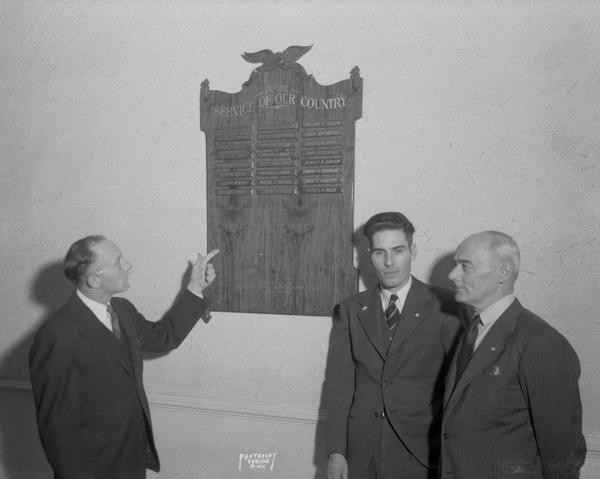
[{"x1": 29, "y1": 235, "x2": 219, "y2": 479}]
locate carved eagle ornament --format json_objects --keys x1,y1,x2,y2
[{"x1": 241, "y1": 45, "x2": 313, "y2": 70}]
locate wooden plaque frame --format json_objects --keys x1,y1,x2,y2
[{"x1": 200, "y1": 46, "x2": 362, "y2": 316}]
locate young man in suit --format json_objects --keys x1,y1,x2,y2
[
  {"x1": 441, "y1": 231, "x2": 586, "y2": 479},
  {"x1": 326, "y1": 212, "x2": 461, "y2": 479},
  {"x1": 29, "y1": 235, "x2": 219, "y2": 479}
]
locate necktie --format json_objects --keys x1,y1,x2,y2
[
  {"x1": 107, "y1": 304, "x2": 122, "y2": 340},
  {"x1": 385, "y1": 294, "x2": 400, "y2": 329},
  {"x1": 455, "y1": 314, "x2": 481, "y2": 380}
]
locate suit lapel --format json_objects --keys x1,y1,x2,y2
[
  {"x1": 356, "y1": 278, "x2": 431, "y2": 359},
  {"x1": 356, "y1": 288, "x2": 387, "y2": 359},
  {"x1": 111, "y1": 300, "x2": 142, "y2": 379},
  {"x1": 446, "y1": 299, "x2": 523, "y2": 405},
  {"x1": 71, "y1": 294, "x2": 135, "y2": 379},
  {"x1": 444, "y1": 339, "x2": 461, "y2": 406}
]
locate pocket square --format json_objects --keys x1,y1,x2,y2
[{"x1": 487, "y1": 365, "x2": 501, "y2": 376}]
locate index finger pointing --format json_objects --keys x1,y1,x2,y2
[{"x1": 200, "y1": 249, "x2": 220, "y2": 264}]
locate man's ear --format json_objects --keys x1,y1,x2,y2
[
  {"x1": 498, "y1": 261, "x2": 513, "y2": 283},
  {"x1": 86, "y1": 273, "x2": 100, "y2": 289}
]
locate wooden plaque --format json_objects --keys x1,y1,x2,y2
[{"x1": 200, "y1": 46, "x2": 362, "y2": 315}]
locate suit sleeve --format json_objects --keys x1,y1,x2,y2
[
  {"x1": 325, "y1": 301, "x2": 355, "y2": 456},
  {"x1": 29, "y1": 324, "x2": 93, "y2": 479},
  {"x1": 519, "y1": 332, "x2": 586, "y2": 479},
  {"x1": 121, "y1": 289, "x2": 210, "y2": 352}
]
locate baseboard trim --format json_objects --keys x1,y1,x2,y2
[
  {"x1": 0, "y1": 378, "x2": 323, "y2": 425},
  {"x1": 587, "y1": 435, "x2": 600, "y2": 459},
  {"x1": 2, "y1": 378, "x2": 598, "y2": 456},
  {"x1": 147, "y1": 391, "x2": 323, "y2": 425}
]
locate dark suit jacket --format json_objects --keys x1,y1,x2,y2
[
  {"x1": 29, "y1": 289, "x2": 210, "y2": 479},
  {"x1": 326, "y1": 277, "x2": 461, "y2": 474},
  {"x1": 440, "y1": 299, "x2": 586, "y2": 479}
]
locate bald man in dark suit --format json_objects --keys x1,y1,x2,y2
[
  {"x1": 441, "y1": 231, "x2": 586, "y2": 479},
  {"x1": 29, "y1": 235, "x2": 219, "y2": 479}
]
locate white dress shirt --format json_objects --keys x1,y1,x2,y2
[
  {"x1": 77, "y1": 289, "x2": 114, "y2": 333},
  {"x1": 474, "y1": 294, "x2": 515, "y2": 350},
  {"x1": 379, "y1": 276, "x2": 413, "y2": 316}
]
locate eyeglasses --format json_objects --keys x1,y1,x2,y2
[{"x1": 89, "y1": 257, "x2": 132, "y2": 276}]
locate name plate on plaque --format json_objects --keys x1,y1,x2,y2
[{"x1": 200, "y1": 46, "x2": 362, "y2": 315}]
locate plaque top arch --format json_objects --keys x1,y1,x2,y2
[{"x1": 200, "y1": 46, "x2": 362, "y2": 129}]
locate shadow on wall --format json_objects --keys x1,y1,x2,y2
[
  {"x1": 354, "y1": 226, "x2": 379, "y2": 290},
  {"x1": 0, "y1": 259, "x2": 71, "y2": 478},
  {"x1": 1, "y1": 260, "x2": 73, "y2": 380},
  {"x1": 428, "y1": 253, "x2": 457, "y2": 292},
  {"x1": 312, "y1": 305, "x2": 337, "y2": 479},
  {"x1": 312, "y1": 226, "x2": 461, "y2": 479}
]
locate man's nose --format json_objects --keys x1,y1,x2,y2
[
  {"x1": 384, "y1": 252, "x2": 393, "y2": 267},
  {"x1": 448, "y1": 265, "x2": 459, "y2": 281}
]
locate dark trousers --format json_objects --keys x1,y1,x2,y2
[{"x1": 354, "y1": 416, "x2": 435, "y2": 479}]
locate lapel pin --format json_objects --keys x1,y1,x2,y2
[
  {"x1": 361, "y1": 305, "x2": 368, "y2": 311},
  {"x1": 414, "y1": 313, "x2": 420, "y2": 318},
  {"x1": 491, "y1": 346, "x2": 496, "y2": 351}
]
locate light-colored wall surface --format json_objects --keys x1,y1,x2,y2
[{"x1": 1, "y1": 1, "x2": 599, "y2": 478}]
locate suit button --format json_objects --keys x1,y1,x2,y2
[
  {"x1": 442, "y1": 433, "x2": 449, "y2": 439},
  {"x1": 374, "y1": 412, "x2": 379, "y2": 418}
]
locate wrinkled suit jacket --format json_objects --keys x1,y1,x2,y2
[
  {"x1": 440, "y1": 299, "x2": 586, "y2": 479},
  {"x1": 29, "y1": 290, "x2": 209, "y2": 479},
  {"x1": 326, "y1": 277, "x2": 461, "y2": 476}
]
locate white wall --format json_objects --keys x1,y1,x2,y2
[{"x1": 1, "y1": 1, "x2": 599, "y2": 478}]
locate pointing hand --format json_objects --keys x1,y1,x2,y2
[{"x1": 188, "y1": 249, "x2": 220, "y2": 293}]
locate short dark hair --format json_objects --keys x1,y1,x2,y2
[
  {"x1": 64, "y1": 235, "x2": 106, "y2": 285},
  {"x1": 363, "y1": 212, "x2": 415, "y2": 247}
]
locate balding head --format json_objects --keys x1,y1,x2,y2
[
  {"x1": 449, "y1": 231, "x2": 520, "y2": 312},
  {"x1": 471, "y1": 231, "x2": 520, "y2": 280}
]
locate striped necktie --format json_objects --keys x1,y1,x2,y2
[{"x1": 385, "y1": 294, "x2": 400, "y2": 329}]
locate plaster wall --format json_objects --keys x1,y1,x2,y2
[{"x1": 1, "y1": 1, "x2": 599, "y2": 478}]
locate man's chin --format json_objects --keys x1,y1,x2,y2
[
  {"x1": 381, "y1": 279, "x2": 407, "y2": 291},
  {"x1": 454, "y1": 291, "x2": 468, "y2": 303}
]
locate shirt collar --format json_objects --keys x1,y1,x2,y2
[
  {"x1": 76, "y1": 289, "x2": 111, "y2": 326},
  {"x1": 478, "y1": 294, "x2": 515, "y2": 326},
  {"x1": 380, "y1": 276, "x2": 412, "y2": 306}
]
